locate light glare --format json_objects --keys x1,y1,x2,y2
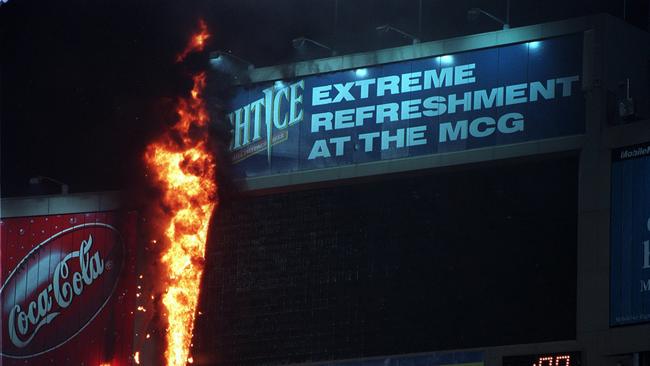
[
  {"x1": 355, "y1": 68, "x2": 368, "y2": 77},
  {"x1": 440, "y1": 55, "x2": 454, "y2": 64}
]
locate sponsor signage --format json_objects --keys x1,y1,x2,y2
[
  {"x1": 611, "y1": 141, "x2": 650, "y2": 325},
  {"x1": 318, "y1": 350, "x2": 483, "y2": 366},
  {"x1": 0, "y1": 211, "x2": 137, "y2": 365},
  {"x1": 226, "y1": 34, "x2": 584, "y2": 178},
  {"x1": 503, "y1": 352, "x2": 581, "y2": 366}
]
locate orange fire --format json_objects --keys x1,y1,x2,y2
[
  {"x1": 144, "y1": 21, "x2": 216, "y2": 366},
  {"x1": 176, "y1": 19, "x2": 210, "y2": 63}
]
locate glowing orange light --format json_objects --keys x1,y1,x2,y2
[
  {"x1": 134, "y1": 352, "x2": 141, "y2": 365},
  {"x1": 144, "y1": 20, "x2": 216, "y2": 366},
  {"x1": 176, "y1": 19, "x2": 210, "y2": 63}
]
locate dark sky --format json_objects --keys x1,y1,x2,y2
[{"x1": 1, "y1": 0, "x2": 647, "y2": 197}]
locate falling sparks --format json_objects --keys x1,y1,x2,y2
[{"x1": 144, "y1": 20, "x2": 217, "y2": 366}]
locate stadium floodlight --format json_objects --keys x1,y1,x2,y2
[
  {"x1": 209, "y1": 51, "x2": 254, "y2": 74},
  {"x1": 292, "y1": 36, "x2": 336, "y2": 56},
  {"x1": 29, "y1": 176, "x2": 69, "y2": 194},
  {"x1": 375, "y1": 24, "x2": 420, "y2": 45}
]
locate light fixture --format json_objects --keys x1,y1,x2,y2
[
  {"x1": 527, "y1": 41, "x2": 541, "y2": 49},
  {"x1": 355, "y1": 68, "x2": 368, "y2": 77},
  {"x1": 209, "y1": 51, "x2": 254, "y2": 74},
  {"x1": 375, "y1": 24, "x2": 420, "y2": 45},
  {"x1": 440, "y1": 55, "x2": 454, "y2": 65},
  {"x1": 29, "y1": 176, "x2": 69, "y2": 194},
  {"x1": 292, "y1": 36, "x2": 336, "y2": 56},
  {"x1": 467, "y1": 1, "x2": 510, "y2": 30}
]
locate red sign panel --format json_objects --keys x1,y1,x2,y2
[{"x1": 1, "y1": 211, "x2": 137, "y2": 366}]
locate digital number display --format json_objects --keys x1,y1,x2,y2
[{"x1": 503, "y1": 352, "x2": 581, "y2": 366}]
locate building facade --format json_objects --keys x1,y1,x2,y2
[{"x1": 196, "y1": 13, "x2": 650, "y2": 366}]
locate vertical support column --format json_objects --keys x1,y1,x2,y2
[{"x1": 576, "y1": 16, "x2": 611, "y2": 366}]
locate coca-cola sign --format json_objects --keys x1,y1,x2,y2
[{"x1": 0, "y1": 222, "x2": 125, "y2": 358}]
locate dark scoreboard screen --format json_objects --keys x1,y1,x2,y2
[
  {"x1": 196, "y1": 156, "x2": 579, "y2": 366},
  {"x1": 503, "y1": 352, "x2": 581, "y2": 366}
]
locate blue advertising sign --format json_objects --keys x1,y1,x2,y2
[
  {"x1": 226, "y1": 34, "x2": 584, "y2": 178},
  {"x1": 611, "y1": 141, "x2": 650, "y2": 326},
  {"x1": 318, "y1": 350, "x2": 483, "y2": 366}
]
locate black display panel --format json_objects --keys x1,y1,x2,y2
[
  {"x1": 195, "y1": 156, "x2": 578, "y2": 366},
  {"x1": 503, "y1": 352, "x2": 581, "y2": 366}
]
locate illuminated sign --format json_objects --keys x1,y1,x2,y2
[
  {"x1": 503, "y1": 352, "x2": 581, "y2": 366},
  {"x1": 225, "y1": 33, "x2": 584, "y2": 178},
  {"x1": 611, "y1": 141, "x2": 650, "y2": 325},
  {"x1": 0, "y1": 212, "x2": 137, "y2": 365}
]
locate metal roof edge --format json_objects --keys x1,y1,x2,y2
[
  {"x1": 225, "y1": 14, "x2": 601, "y2": 85},
  {"x1": 0, "y1": 191, "x2": 122, "y2": 218}
]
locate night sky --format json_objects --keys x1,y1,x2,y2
[{"x1": 1, "y1": 0, "x2": 647, "y2": 197}]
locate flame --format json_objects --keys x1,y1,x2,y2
[
  {"x1": 144, "y1": 21, "x2": 216, "y2": 366},
  {"x1": 134, "y1": 352, "x2": 141, "y2": 365},
  {"x1": 176, "y1": 19, "x2": 210, "y2": 63}
]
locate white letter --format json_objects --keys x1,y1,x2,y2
[
  {"x1": 308, "y1": 140, "x2": 331, "y2": 160},
  {"x1": 273, "y1": 88, "x2": 289, "y2": 129},
  {"x1": 250, "y1": 98, "x2": 265, "y2": 142},
  {"x1": 377, "y1": 76, "x2": 400, "y2": 96},
  {"x1": 376, "y1": 103, "x2": 399, "y2": 123},
  {"x1": 423, "y1": 67, "x2": 452, "y2": 89},
  {"x1": 407, "y1": 125, "x2": 427, "y2": 146},
  {"x1": 530, "y1": 79, "x2": 555, "y2": 102},
  {"x1": 312, "y1": 85, "x2": 332, "y2": 105},
  {"x1": 448, "y1": 92, "x2": 472, "y2": 114},
  {"x1": 497, "y1": 112, "x2": 525, "y2": 133},
  {"x1": 311, "y1": 112, "x2": 333, "y2": 132},
  {"x1": 505, "y1": 83, "x2": 528, "y2": 105},
  {"x1": 401, "y1": 99, "x2": 422, "y2": 120},
  {"x1": 334, "y1": 109, "x2": 355, "y2": 130},
  {"x1": 401, "y1": 72, "x2": 422, "y2": 92},
  {"x1": 439, "y1": 120, "x2": 468, "y2": 142},
  {"x1": 556, "y1": 75, "x2": 580, "y2": 97},
  {"x1": 289, "y1": 80, "x2": 305, "y2": 126},
  {"x1": 358, "y1": 132, "x2": 380, "y2": 152},
  {"x1": 381, "y1": 129, "x2": 405, "y2": 150},
  {"x1": 469, "y1": 117, "x2": 496, "y2": 137},
  {"x1": 330, "y1": 136, "x2": 351, "y2": 156},
  {"x1": 355, "y1": 106, "x2": 375, "y2": 126},
  {"x1": 333, "y1": 82, "x2": 355, "y2": 103},
  {"x1": 355, "y1": 79, "x2": 376, "y2": 99},
  {"x1": 454, "y1": 63, "x2": 476, "y2": 85},
  {"x1": 422, "y1": 96, "x2": 447, "y2": 117},
  {"x1": 473, "y1": 88, "x2": 504, "y2": 110}
]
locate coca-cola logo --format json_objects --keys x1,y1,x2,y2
[{"x1": 0, "y1": 223, "x2": 124, "y2": 358}]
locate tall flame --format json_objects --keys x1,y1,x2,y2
[
  {"x1": 144, "y1": 21, "x2": 216, "y2": 366},
  {"x1": 176, "y1": 19, "x2": 210, "y2": 63}
]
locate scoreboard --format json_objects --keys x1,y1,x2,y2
[{"x1": 503, "y1": 353, "x2": 581, "y2": 366}]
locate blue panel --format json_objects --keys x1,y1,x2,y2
[
  {"x1": 225, "y1": 33, "x2": 585, "y2": 179},
  {"x1": 610, "y1": 143, "x2": 650, "y2": 326}
]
